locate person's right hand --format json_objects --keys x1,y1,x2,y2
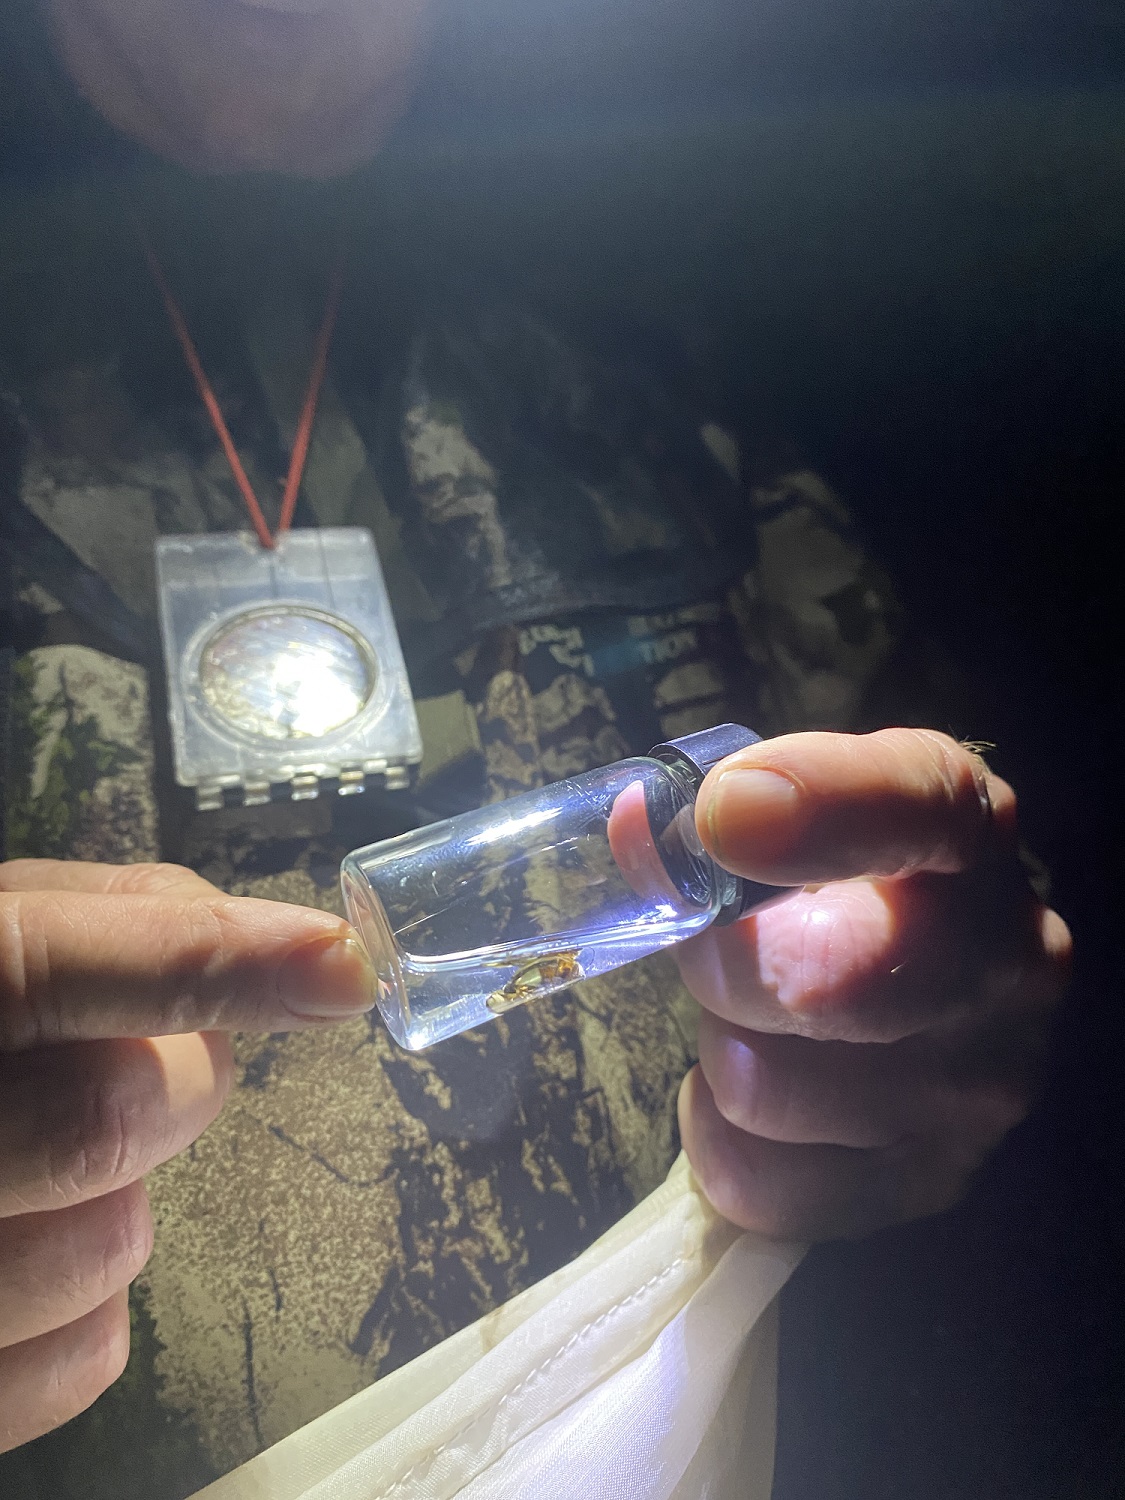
[{"x1": 0, "y1": 859, "x2": 377, "y2": 1453}]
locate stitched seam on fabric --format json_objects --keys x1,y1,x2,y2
[{"x1": 373, "y1": 1256, "x2": 690, "y2": 1500}]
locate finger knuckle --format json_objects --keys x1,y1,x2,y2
[
  {"x1": 703, "y1": 1039, "x2": 765, "y2": 1135},
  {"x1": 178, "y1": 900, "x2": 260, "y2": 1031},
  {"x1": 714, "y1": 1080, "x2": 759, "y2": 1134},
  {"x1": 10, "y1": 1198, "x2": 152, "y2": 1331},
  {"x1": 692, "y1": 1144, "x2": 757, "y2": 1231},
  {"x1": 873, "y1": 728, "x2": 987, "y2": 875},
  {"x1": 97, "y1": 1187, "x2": 155, "y2": 1292},
  {"x1": 782, "y1": 899, "x2": 911, "y2": 1043},
  {"x1": 0, "y1": 896, "x2": 38, "y2": 1051},
  {"x1": 681, "y1": 1076, "x2": 755, "y2": 1229},
  {"x1": 110, "y1": 863, "x2": 202, "y2": 895},
  {"x1": 687, "y1": 1118, "x2": 804, "y2": 1239},
  {"x1": 20, "y1": 1300, "x2": 132, "y2": 1448},
  {"x1": 708, "y1": 1075, "x2": 757, "y2": 1136},
  {"x1": 913, "y1": 730, "x2": 988, "y2": 868},
  {"x1": 910, "y1": 727, "x2": 972, "y2": 783},
  {"x1": 80, "y1": 1300, "x2": 132, "y2": 1409},
  {"x1": 48, "y1": 1062, "x2": 158, "y2": 1200}
]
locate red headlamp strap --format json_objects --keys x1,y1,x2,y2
[{"x1": 138, "y1": 228, "x2": 342, "y2": 550}]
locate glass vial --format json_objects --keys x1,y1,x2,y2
[{"x1": 341, "y1": 724, "x2": 784, "y2": 1050}]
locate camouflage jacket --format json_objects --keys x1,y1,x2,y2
[{"x1": 0, "y1": 274, "x2": 965, "y2": 1499}]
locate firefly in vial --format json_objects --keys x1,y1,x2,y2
[{"x1": 487, "y1": 951, "x2": 584, "y2": 1014}]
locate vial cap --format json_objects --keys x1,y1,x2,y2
[
  {"x1": 649, "y1": 723, "x2": 790, "y2": 925},
  {"x1": 649, "y1": 723, "x2": 764, "y2": 781}
]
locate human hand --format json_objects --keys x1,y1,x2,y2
[
  {"x1": 676, "y1": 729, "x2": 1071, "y2": 1241},
  {"x1": 0, "y1": 860, "x2": 376, "y2": 1452}
]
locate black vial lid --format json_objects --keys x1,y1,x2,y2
[{"x1": 649, "y1": 723, "x2": 790, "y2": 925}]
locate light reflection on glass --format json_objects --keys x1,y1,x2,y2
[{"x1": 199, "y1": 608, "x2": 375, "y2": 740}]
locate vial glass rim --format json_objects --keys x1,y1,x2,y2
[{"x1": 340, "y1": 856, "x2": 414, "y2": 1047}]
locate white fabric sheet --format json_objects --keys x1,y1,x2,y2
[{"x1": 194, "y1": 1155, "x2": 803, "y2": 1500}]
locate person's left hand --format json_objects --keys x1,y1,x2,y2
[{"x1": 675, "y1": 728, "x2": 1071, "y2": 1241}]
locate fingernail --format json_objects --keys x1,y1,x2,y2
[
  {"x1": 277, "y1": 933, "x2": 378, "y2": 1021},
  {"x1": 704, "y1": 768, "x2": 801, "y2": 863}
]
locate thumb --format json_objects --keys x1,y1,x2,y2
[
  {"x1": 0, "y1": 890, "x2": 377, "y2": 1051},
  {"x1": 694, "y1": 728, "x2": 1008, "y2": 887}
]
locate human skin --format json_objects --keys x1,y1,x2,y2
[
  {"x1": 676, "y1": 728, "x2": 1070, "y2": 1240},
  {"x1": 0, "y1": 859, "x2": 378, "y2": 1451},
  {"x1": 0, "y1": 729, "x2": 1070, "y2": 1448},
  {"x1": 46, "y1": 0, "x2": 433, "y2": 175}
]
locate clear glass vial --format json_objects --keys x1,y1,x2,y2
[{"x1": 341, "y1": 724, "x2": 784, "y2": 1050}]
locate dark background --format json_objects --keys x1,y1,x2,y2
[{"x1": 3, "y1": 2, "x2": 1124, "y2": 1496}]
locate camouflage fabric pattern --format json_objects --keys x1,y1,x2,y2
[{"x1": 0, "y1": 295, "x2": 907, "y2": 1500}]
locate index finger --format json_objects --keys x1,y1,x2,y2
[
  {"x1": 695, "y1": 729, "x2": 1017, "y2": 887},
  {"x1": 0, "y1": 860, "x2": 219, "y2": 897},
  {"x1": 0, "y1": 891, "x2": 377, "y2": 1050}
]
